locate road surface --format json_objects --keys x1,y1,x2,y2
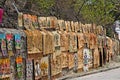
[{"x1": 68, "y1": 68, "x2": 120, "y2": 80}]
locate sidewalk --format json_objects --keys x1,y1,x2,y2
[{"x1": 57, "y1": 61, "x2": 120, "y2": 80}]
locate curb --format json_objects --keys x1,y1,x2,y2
[{"x1": 57, "y1": 65, "x2": 120, "y2": 80}]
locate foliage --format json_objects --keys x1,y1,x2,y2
[
  {"x1": 34, "y1": 0, "x2": 55, "y2": 14},
  {"x1": 110, "y1": 0, "x2": 120, "y2": 20},
  {"x1": 106, "y1": 26, "x2": 114, "y2": 37},
  {"x1": 22, "y1": 0, "x2": 120, "y2": 26},
  {"x1": 74, "y1": 0, "x2": 115, "y2": 26},
  {"x1": 2, "y1": 0, "x2": 120, "y2": 31}
]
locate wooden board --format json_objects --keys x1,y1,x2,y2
[
  {"x1": 74, "y1": 22, "x2": 79, "y2": 32},
  {"x1": 46, "y1": 31, "x2": 54, "y2": 54},
  {"x1": 89, "y1": 33, "x2": 97, "y2": 49},
  {"x1": 24, "y1": 30, "x2": 43, "y2": 54},
  {"x1": 18, "y1": 12, "x2": 23, "y2": 28},
  {"x1": 24, "y1": 30, "x2": 33, "y2": 53},
  {"x1": 68, "y1": 32, "x2": 77, "y2": 52},
  {"x1": 57, "y1": 20, "x2": 65, "y2": 31},
  {"x1": 70, "y1": 21, "x2": 74, "y2": 32},
  {"x1": 32, "y1": 30, "x2": 43, "y2": 53},
  {"x1": 93, "y1": 48, "x2": 100, "y2": 68},
  {"x1": 61, "y1": 52, "x2": 68, "y2": 68},
  {"x1": 79, "y1": 22, "x2": 83, "y2": 33},
  {"x1": 40, "y1": 56, "x2": 49, "y2": 77},
  {"x1": 52, "y1": 31, "x2": 61, "y2": 51},
  {"x1": 77, "y1": 33, "x2": 85, "y2": 49},
  {"x1": 23, "y1": 14, "x2": 35, "y2": 30},
  {"x1": 68, "y1": 53, "x2": 74, "y2": 69},
  {"x1": 77, "y1": 49, "x2": 83, "y2": 69},
  {"x1": 46, "y1": 17, "x2": 58, "y2": 28},
  {"x1": 31, "y1": 15, "x2": 39, "y2": 29},
  {"x1": 51, "y1": 51, "x2": 62, "y2": 76},
  {"x1": 65, "y1": 21, "x2": 71, "y2": 32},
  {"x1": 41, "y1": 31, "x2": 54, "y2": 55},
  {"x1": 59, "y1": 31, "x2": 69, "y2": 51},
  {"x1": 38, "y1": 17, "x2": 47, "y2": 28}
]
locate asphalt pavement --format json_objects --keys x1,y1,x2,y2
[
  {"x1": 57, "y1": 61, "x2": 120, "y2": 80},
  {"x1": 68, "y1": 68, "x2": 120, "y2": 80}
]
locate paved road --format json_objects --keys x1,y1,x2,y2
[{"x1": 68, "y1": 68, "x2": 120, "y2": 80}]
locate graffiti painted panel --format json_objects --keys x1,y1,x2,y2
[
  {"x1": 0, "y1": 34, "x2": 8, "y2": 57},
  {"x1": 88, "y1": 49, "x2": 93, "y2": 68},
  {"x1": 6, "y1": 34, "x2": 14, "y2": 56},
  {"x1": 83, "y1": 48, "x2": 90, "y2": 65},
  {"x1": 0, "y1": 59, "x2": 11, "y2": 75},
  {"x1": 74, "y1": 53, "x2": 78, "y2": 71},
  {"x1": 16, "y1": 56, "x2": 24, "y2": 80},
  {"x1": 26, "y1": 59, "x2": 34, "y2": 80},
  {"x1": 15, "y1": 34, "x2": 21, "y2": 50}
]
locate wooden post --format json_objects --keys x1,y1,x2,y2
[{"x1": 48, "y1": 54, "x2": 52, "y2": 80}]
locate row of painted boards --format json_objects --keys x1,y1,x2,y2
[
  {"x1": 26, "y1": 30, "x2": 100, "y2": 78},
  {"x1": 0, "y1": 28, "x2": 26, "y2": 58},
  {"x1": 18, "y1": 13, "x2": 103, "y2": 35},
  {"x1": 25, "y1": 30, "x2": 98, "y2": 55}
]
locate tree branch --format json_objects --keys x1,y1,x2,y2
[{"x1": 74, "y1": 0, "x2": 86, "y2": 22}]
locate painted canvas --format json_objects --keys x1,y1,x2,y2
[
  {"x1": 6, "y1": 34, "x2": 14, "y2": 56},
  {"x1": 0, "y1": 34, "x2": 8, "y2": 57},
  {"x1": 40, "y1": 56, "x2": 49, "y2": 77}
]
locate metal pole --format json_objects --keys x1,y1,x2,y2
[
  {"x1": 10, "y1": 0, "x2": 20, "y2": 14},
  {"x1": 12, "y1": 2, "x2": 19, "y2": 14}
]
